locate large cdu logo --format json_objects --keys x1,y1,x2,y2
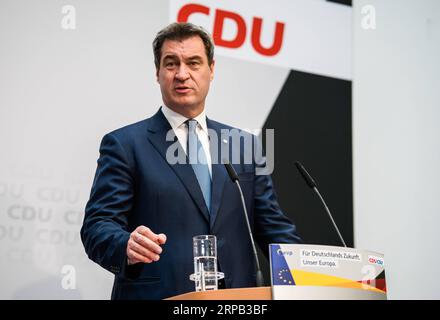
[{"x1": 177, "y1": 3, "x2": 285, "y2": 56}]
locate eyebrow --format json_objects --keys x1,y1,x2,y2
[
  {"x1": 162, "y1": 54, "x2": 178, "y2": 61},
  {"x1": 161, "y1": 54, "x2": 204, "y2": 61},
  {"x1": 186, "y1": 55, "x2": 203, "y2": 61}
]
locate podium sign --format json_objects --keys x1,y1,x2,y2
[{"x1": 269, "y1": 244, "x2": 387, "y2": 300}]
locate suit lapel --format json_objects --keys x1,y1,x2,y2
[
  {"x1": 146, "y1": 109, "x2": 211, "y2": 223},
  {"x1": 207, "y1": 118, "x2": 228, "y2": 229}
]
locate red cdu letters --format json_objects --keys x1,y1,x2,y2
[{"x1": 177, "y1": 4, "x2": 284, "y2": 56}]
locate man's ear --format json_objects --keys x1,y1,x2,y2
[
  {"x1": 156, "y1": 68, "x2": 159, "y2": 83},
  {"x1": 209, "y1": 59, "x2": 215, "y2": 81}
]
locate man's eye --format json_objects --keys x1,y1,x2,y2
[
  {"x1": 189, "y1": 61, "x2": 199, "y2": 66},
  {"x1": 165, "y1": 62, "x2": 175, "y2": 67}
]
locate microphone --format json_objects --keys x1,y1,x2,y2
[
  {"x1": 223, "y1": 160, "x2": 265, "y2": 287},
  {"x1": 294, "y1": 161, "x2": 347, "y2": 248}
]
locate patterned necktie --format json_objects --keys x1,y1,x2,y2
[{"x1": 186, "y1": 119, "x2": 211, "y2": 212}]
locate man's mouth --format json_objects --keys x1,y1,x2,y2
[{"x1": 175, "y1": 86, "x2": 192, "y2": 94}]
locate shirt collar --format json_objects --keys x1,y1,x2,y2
[{"x1": 161, "y1": 104, "x2": 208, "y2": 134}]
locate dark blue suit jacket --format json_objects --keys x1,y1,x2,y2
[{"x1": 81, "y1": 109, "x2": 301, "y2": 299}]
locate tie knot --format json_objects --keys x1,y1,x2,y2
[{"x1": 186, "y1": 119, "x2": 198, "y2": 133}]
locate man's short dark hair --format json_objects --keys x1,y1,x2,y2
[{"x1": 153, "y1": 22, "x2": 215, "y2": 70}]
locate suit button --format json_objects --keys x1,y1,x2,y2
[{"x1": 110, "y1": 266, "x2": 120, "y2": 273}]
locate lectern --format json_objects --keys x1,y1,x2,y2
[
  {"x1": 166, "y1": 244, "x2": 387, "y2": 300},
  {"x1": 166, "y1": 287, "x2": 271, "y2": 300}
]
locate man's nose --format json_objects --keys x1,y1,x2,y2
[{"x1": 175, "y1": 64, "x2": 190, "y2": 81}]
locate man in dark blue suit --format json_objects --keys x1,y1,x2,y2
[{"x1": 81, "y1": 22, "x2": 301, "y2": 300}]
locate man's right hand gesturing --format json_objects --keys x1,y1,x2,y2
[{"x1": 126, "y1": 226, "x2": 167, "y2": 265}]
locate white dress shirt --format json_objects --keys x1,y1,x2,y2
[{"x1": 161, "y1": 105, "x2": 212, "y2": 177}]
